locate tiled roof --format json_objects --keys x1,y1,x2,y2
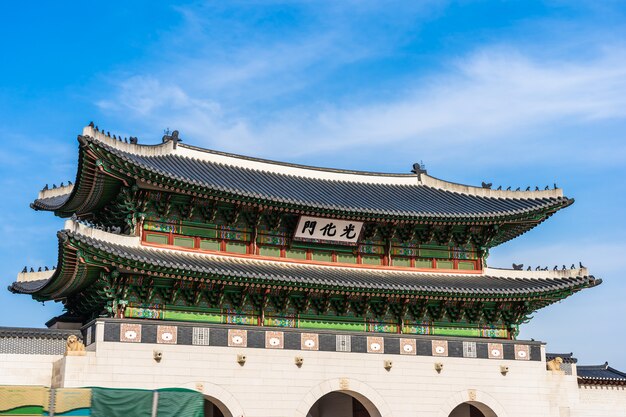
[
  {"x1": 7, "y1": 278, "x2": 49, "y2": 294},
  {"x1": 31, "y1": 129, "x2": 573, "y2": 221},
  {"x1": 0, "y1": 326, "x2": 80, "y2": 340},
  {"x1": 546, "y1": 352, "x2": 578, "y2": 364},
  {"x1": 9, "y1": 223, "x2": 601, "y2": 299},
  {"x1": 578, "y1": 363, "x2": 626, "y2": 385},
  {"x1": 31, "y1": 193, "x2": 71, "y2": 211}
]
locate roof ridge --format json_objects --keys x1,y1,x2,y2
[{"x1": 81, "y1": 123, "x2": 566, "y2": 199}]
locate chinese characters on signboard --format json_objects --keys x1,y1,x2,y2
[{"x1": 293, "y1": 216, "x2": 363, "y2": 245}]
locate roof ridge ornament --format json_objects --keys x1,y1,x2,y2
[
  {"x1": 162, "y1": 128, "x2": 182, "y2": 149},
  {"x1": 411, "y1": 161, "x2": 427, "y2": 181}
]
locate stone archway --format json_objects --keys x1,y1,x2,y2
[
  {"x1": 295, "y1": 378, "x2": 391, "y2": 417},
  {"x1": 203, "y1": 395, "x2": 233, "y2": 417},
  {"x1": 176, "y1": 381, "x2": 244, "y2": 417},
  {"x1": 448, "y1": 402, "x2": 498, "y2": 417},
  {"x1": 438, "y1": 390, "x2": 507, "y2": 417},
  {"x1": 306, "y1": 392, "x2": 376, "y2": 417}
]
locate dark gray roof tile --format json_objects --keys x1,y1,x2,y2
[
  {"x1": 578, "y1": 363, "x2": 626, "y2": 381},
  {"x1": 91, "y1": 138, "x2": 571, "y2": 219}
]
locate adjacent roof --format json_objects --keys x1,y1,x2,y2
[
  {"x1": 0, "y1": 326, "x2": 80, "y2": 340},
  {"x1": 578, "y1": 363, "x2": 626, "y2": 385},
  {"x1": 9, "y1": 221, "x2": 601, "y2": 306},
  {"x1": 546, "y1": 352, "x2": 578, "y2": 364},
  {"x1": 32, "y1": 125, "x2": 572, "y2": 227}
]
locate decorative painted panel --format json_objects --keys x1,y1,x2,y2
[{"x1": 120, "y1": 323, "x2": 141, "y2": 343}]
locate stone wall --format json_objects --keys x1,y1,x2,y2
[{"x1": 1, "y1": 320, "x2": 624, "y2": 417}]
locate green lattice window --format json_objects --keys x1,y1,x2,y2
[
  {"x1": 436, "y1": 260, "x2": 454, "y2": 269},
  {"x1": 285, "y1": 249, "x2": 307, "y2": 260},
  {"x1": 361, "y1": 255, "x2": 381, "y2": 265},
  {"x1": 173, "y1": 236, "x2": 195, "y2": 248},
  {"x1": 414, "y1": 259, "x2": 433, "y2": 268},
  {"x1": 145, "y1": 233, "x2": 168, "y2": 245},
  {"x1": 392, "y1": 257, "x2": 411, "y2": 267},
  {"x1": 226, "y1": 242, "x2": 247, "y2": 254},
  {"x1": 199, "y1": 239, "x2": 221, "y2": 251},
  {"x1": 259, "y1": 246, "x2": 281, "y2": 257},
  {"x1": 337, "y1": 253, "x2": 357, "y2": 264},
  {"x1": 311, "y1": 251, "x2": 333, "y2": 262},
  {"x1": 458, "y1": 261, "x2": 476, "y2": 270}
]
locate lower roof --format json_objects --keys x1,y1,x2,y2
[{"x1": 8, "y1": 221, "x2": 601, "y2": 304}]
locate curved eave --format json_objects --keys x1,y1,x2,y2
[
  {"x1": 8, "y1": 230, "x2": 98, "y2": 301},
  {"x1": 30, "y1": 135, "x2": 123, "y2": 217},
  {"x1": 12, "y1": 223, "x2": 600, "y2": 307}
]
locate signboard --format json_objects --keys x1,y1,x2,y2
[{"x1": 293, "y1": 216, "x2": 363, "y2": 245}]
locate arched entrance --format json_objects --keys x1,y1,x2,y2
[
  {"x1": 448, "y1": 402, "x2": 497, "y2": 417},
  {"x1": 203, "y1": 396, "x2": 231, "y2": 417},
  {"x1": 306, "y1": 392, "x2": 378, "y2": 417}
]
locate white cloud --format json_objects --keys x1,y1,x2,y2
[{"x1": 96, "y1": 44, "x2": 626, "y2": 165}]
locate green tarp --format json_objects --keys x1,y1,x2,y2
[
  {"x1": 90, "y1": 387, "x2": 203, "y2": 417},
  {"x1": 91, "y1": 388, "x2": 153, "y2": 417},
  {"x1": 157, "y1": 389, "x2": 203, "y2": 417}
]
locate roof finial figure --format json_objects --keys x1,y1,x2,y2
[
  {"x1": 535, "y1": 186, "x2": 540, "y2": 191},
  {"x1": 554, "y1": 183, "x2": 558, "y2": 189},
  {"x1": 525, "y1": 186, "x2": 531, "y2": 191},
  {"x1": 88, "y1": 121, "x2": 94, "y2": 127},
  {"x1": 30, "y1": 267, "x2": 34, "y2": 272},
  {"x1": 515, "y1": 187, "x2": 520, "y2": 191},
  {"x1": 527, "y1": 266, "x2": 531, "y2": 271},
  {"x1": 45, "y1": 266, "x2": 49, "y2": 271},
  {"x1": 545, "y1": 185, "x2": 550, "y2": 190},
  {"x1": 579, "y1": 261, "x2": 585, "y2": 268},
  {"x1": 553, "y1": 265, "x2": 558, "y2": 271},
  {"x1": 68, "y1": 180, "x2": 72, "y2": 186},
  {"x1": 512, "y1": 263, "x2": 523, "y2": 270},
  {"x1": 37, "y1": 267, "x2": 42, "y2": 272},
  {"x1": 481, "y1": 182, "x2": 492, "y2": 189},
  {"x1": 506, "y1": 186, "x2": 511, "y2": 190},
  {"x1": 570, "y1": 264, "x2": 575, "y2": 269},
  {"x1": 497, "y1": 185, "x2": 502, "y2": 190},
  {"x1": 411, "y1": 161, "x2": 427, "y2": 181},
  {"x1": 21, "y1": 266, "x2": 27, "y2": 273},
  {"x1": 43, "y1": 184, "x2": 48, "y2": 191},
  {"x1": 130, "y1": 137, "x2": 138, "y2": 144},
  {"x1": 163, "y1": 129, "x2": 182, "y2": 149},
  {"x1": 60, "y1": 182, "x2": 64, "y2": 187}
]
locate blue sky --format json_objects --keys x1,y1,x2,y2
[{"x1": 1, "y1": 1, "x2": 625, "y2": 368}]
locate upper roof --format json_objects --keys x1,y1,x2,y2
[
  {"x1": 9, "y1": 220, "x2": 601, "y2": 306},
  {"x1": 578, "y1": 363, "x2": 626, "y2": 385},
  {"x1": 32, "y1": 124, "x2": 573, "y2": 225}
]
